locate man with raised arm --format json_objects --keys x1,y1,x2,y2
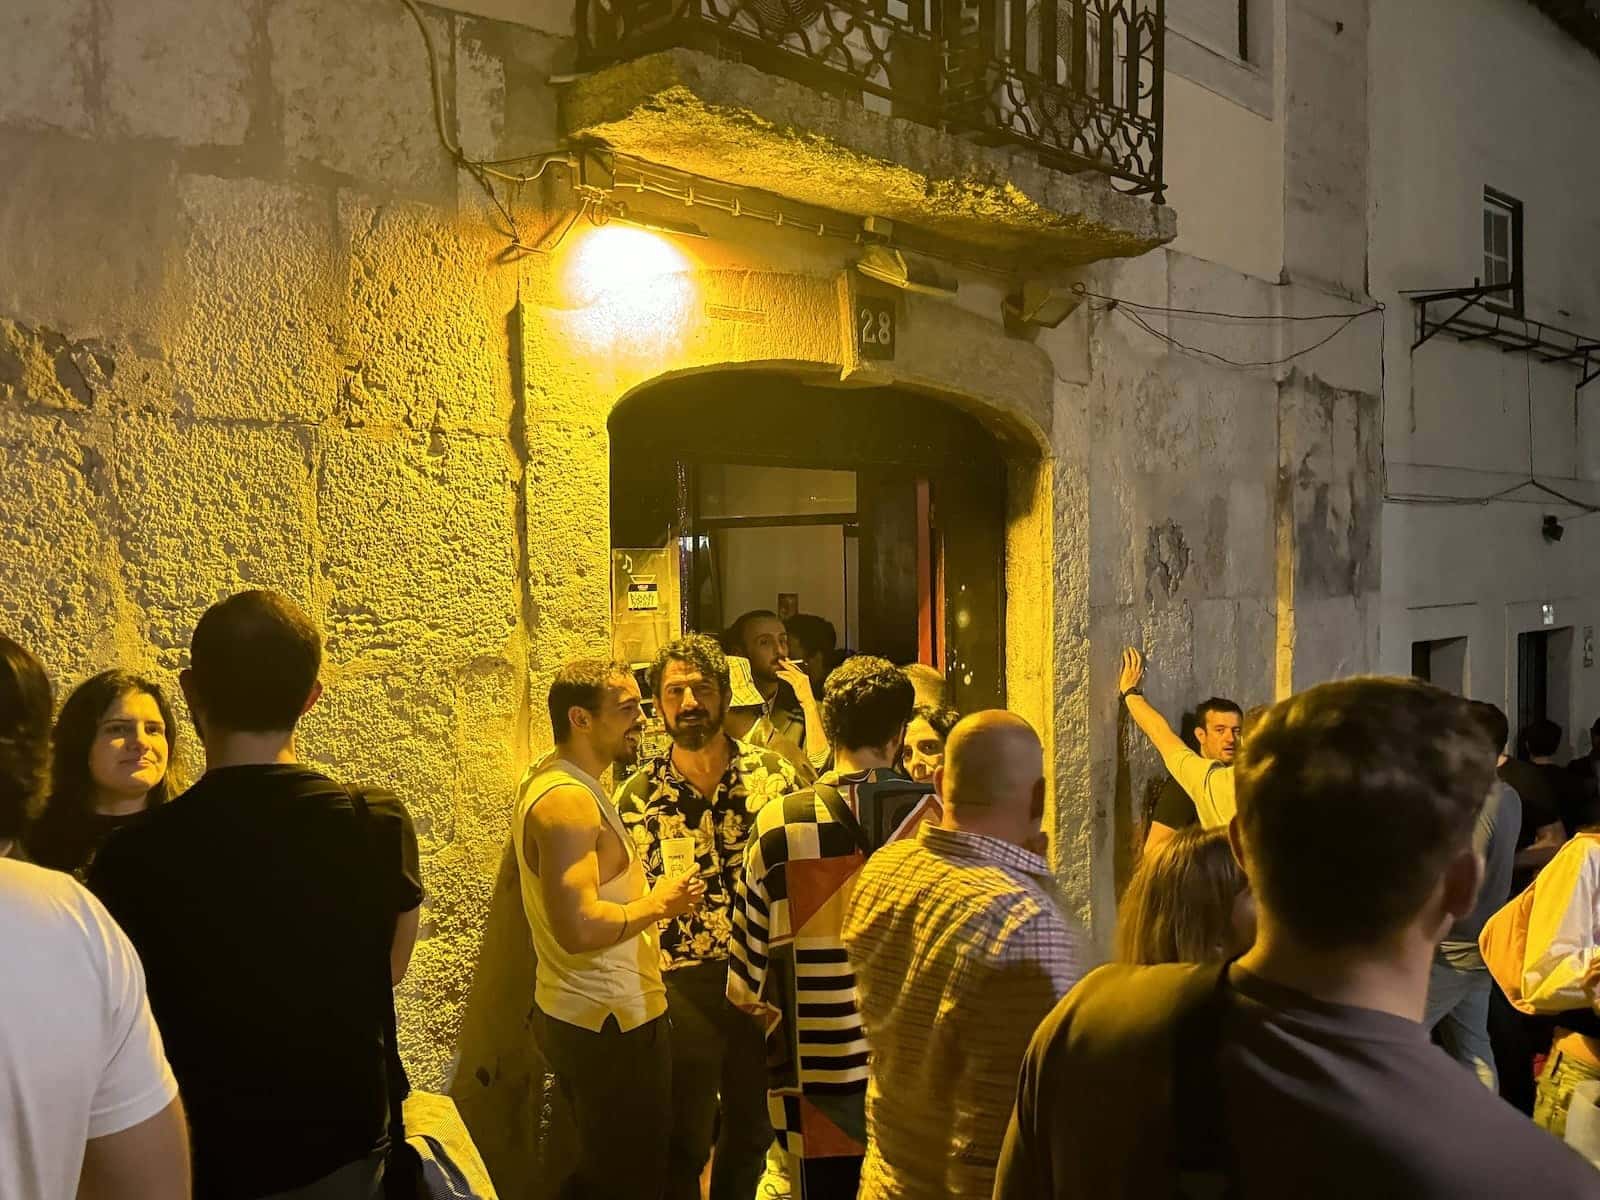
[
  {"x1": 1118, "y1": 646, "x2": 1238, "y2": 828},
  {"x1": 515, "y1": 659, "x2": 705, "y2": 1199}
]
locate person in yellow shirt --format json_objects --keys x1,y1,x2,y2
[{"x1": 1118, "y1": 647, "x2": 1237, "y2": 828}]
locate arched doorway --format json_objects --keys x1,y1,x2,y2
[{"x1": 607, "y1": 370, "x2": 1030, "y2": 716}]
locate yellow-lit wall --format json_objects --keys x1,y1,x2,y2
[{"x1": 0, "y1": 0, "x2": 1381, "y2": 1122}]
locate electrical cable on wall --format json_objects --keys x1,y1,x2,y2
[{"x1": 397, "y1": 0, "x2": 579, "y2": 257}]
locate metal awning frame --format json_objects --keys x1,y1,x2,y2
[{"x1": 1405, "y1": 282, "x2": 1600, "y2": 391}]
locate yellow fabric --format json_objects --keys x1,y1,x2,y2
[
  {"x1": 1160, "y1": 745, "x2": 1236, "y2": 828},
  {"x1": 1518, "y1": 834, "x2": 1600, "y2": 1014}
]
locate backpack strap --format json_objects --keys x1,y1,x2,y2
[{"x1": 811, "y1": 780, "x2": 873, "y2": 858}]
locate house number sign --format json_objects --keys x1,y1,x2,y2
[{"x1": 857, "y1": 295, "x2": 896, "y2": 360}]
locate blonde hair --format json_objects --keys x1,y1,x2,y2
[{"x1": 1116, "y1": 827, "x2": 1248, "y2": 965}]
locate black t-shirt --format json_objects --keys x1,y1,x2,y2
[
  {"x1": 1499, "y1": 759, "x2": 1562, "y2": 848},
  {"x1": 89, "y1": 765, "x2": 422, "y2": 1199},
  {"x1": 996, "y1": 962, "x2": 1597, "y2": 1199},
  {"x1": 1151, "y1": 775, "x2": 1199, "y2": 830}
]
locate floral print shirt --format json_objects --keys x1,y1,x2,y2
[{"x1": 615, "y1": 736, "x2": 801, "y2": 970}]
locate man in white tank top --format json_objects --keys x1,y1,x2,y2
[{"x1": 514, "y1": 660, "x2": 705, "y2": 1199}]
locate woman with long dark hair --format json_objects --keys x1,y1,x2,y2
[
  {"x1": 0, "y1": 635, "x2": 53, "y2": 861},
  {"x1": 27, "y1": 670, "x2": 178, "y2": 879}
]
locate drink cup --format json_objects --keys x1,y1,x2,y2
[{"x1": 660, "y1": 836, "x2": 696, "y2": 879}]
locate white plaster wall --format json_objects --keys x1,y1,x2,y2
[
  {"x1": 1371, "y1": 0, "x2": 1600, "y2": 750},
  {"x1": 1164, "y1": 72, "x2": 1285, "y2": 281}
]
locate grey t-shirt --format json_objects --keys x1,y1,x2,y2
[
  {"x1": 996, "y1": 962, "x2": 1597, "y2": 1199},
  {"x1": 1439, "y1": 781, "x2": 1522, "y2": 966}
]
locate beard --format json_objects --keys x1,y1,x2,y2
[
  {"x1": 614, "y1": 731, "x2": 642, "y2": 770},
  {"x1": 666, "y1": 707, "x2": 724, "y2": 751}
]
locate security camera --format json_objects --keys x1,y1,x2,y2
[{"x1": 1543, "y1": 515, "x2": 1564, "y2": 543}]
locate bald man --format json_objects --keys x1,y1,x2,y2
[{"x1": 843, "y1": 712, "x2": 1083, "y2": 1200}]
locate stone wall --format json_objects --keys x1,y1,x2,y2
[
  {"x1": 0, "y1": 0, "x2": 1386, "y2": 1093},
  {"x1": 0, "y1": 0, "x2": 552, "y2": 1088}
]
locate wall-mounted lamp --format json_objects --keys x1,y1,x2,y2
[
  {"x1": 589, "y1": 199, "x2": 708, "y2": 240},
  {"x1": 1003, "y1": 281, "x2": 1083, "y2": 331},
  {"x1": 854, "y1": 244, "x2": 958, "y2": 297},
  {"x1": 1543, "y1": 514, "x2": 1565, "y2": 543}
]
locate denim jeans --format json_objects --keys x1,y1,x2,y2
[
  {"x1": 1534, "y1": 1050, "x2": 1600, "y2": 1141},
  {"x1": 1424, "y1": 955, "x2": 1497, "y2": 1090}
]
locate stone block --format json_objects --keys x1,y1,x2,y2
[
  {"x1": 0, "y1": 410, "x2": 121, "y2": 680},
  {"x1": 103, "y1": 0, "x2": 253, "y2": 145},
  {"x1": 0, "y1": 0, "x2": 92, "y2": 133},
  {"x1": 337, "y1": 195, "x2": 512, "y2": 434},
  {"x1": 0, "y1": 130, "x2": 180, "y2": 341},
  {"x1": 269, "y1": 0, "x2": 452, "y2": 195},
  {"x1": 299, "y1": 664, "x2": 459, "y2": 850},
  {"x1": 455, "y1": 22, "x2": 507, "y2": 164},
  {"x1": 169, "y1": 173, "x2": 341, "y2": 421},
  {"x1": 316, "y1": 430, "x2": 519, "y2": 664},
  {"x1": 111, "y1": 415, "x2": 317, "y2": 666}
]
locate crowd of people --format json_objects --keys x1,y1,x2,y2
[{"x1": 5, "y1": 595, "x2": 1600, "y2": 1198}]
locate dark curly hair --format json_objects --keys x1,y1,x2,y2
[
  {"x1": 913, "y1": 703, "x2": 960, "y2": 740},
  {"x1": 649, "y1": 634, "x2": 731, "y2": 700},
  {"x1": 0, "y1": 636, "x2": 53, "y2": 841},
  {"x1": 27, "y1": 670, "x2": 179, "y2": 872},
  {"x1": 822, "y1": 656, "x2": 914, "y2": 752}
]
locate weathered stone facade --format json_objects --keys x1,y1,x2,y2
[{"x1": 0, "y1": 0, "x2": 1382, "y2": 1111}]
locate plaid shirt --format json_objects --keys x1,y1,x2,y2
[
  {"x1": 843, "y1": 823, "x2": 1082, "y2": 1200},
  {"x1": 727, "y1": 768, "x2": 933, "y2": 1162},
  {"x1": 615, "y1": 737, "x2": 800, "y2": 970}
]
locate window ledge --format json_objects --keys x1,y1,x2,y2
[{"x1": 1164, "y1": 27, "x2": 1274, "y2": 119}]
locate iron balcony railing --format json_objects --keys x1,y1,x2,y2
[{"x1": 578, "y1": 0, "x2": 1165, "y2": 201}]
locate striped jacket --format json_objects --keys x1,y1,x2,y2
[{"x1": 727, "y1": 768, "x2": 933, "y2": 1161}]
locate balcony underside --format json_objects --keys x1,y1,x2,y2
[{"x1": 559, "y1": 48, "x2": 1176, "y2": 267}]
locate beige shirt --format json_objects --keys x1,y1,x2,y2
[
  {"x1": 1161, "y1": 744, "x2": 1236, "y2": 828},
  {"x1": 512, "y1": 756, "x2": 666, "y2": 1032}
]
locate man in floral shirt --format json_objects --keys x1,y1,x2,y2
[{"x1": 616, "y1": 634, "x2": 802, "y2": 1200}]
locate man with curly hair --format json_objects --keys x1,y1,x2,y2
[
  {"x1": 616, "y1": 634, "x2": 803, "y2": 1200},
  {"x1": 729, "y1": 656, "x2": 935, "y2": 1198}
]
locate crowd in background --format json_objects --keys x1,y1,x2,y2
[{"x1": 5, "y1": 597, "x2": 1600, "y2": 1199}]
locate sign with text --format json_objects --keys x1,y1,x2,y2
[
  {"x1": 856, "y1": 293, "x2": 896, "y2": 360},
  {"x1": 627, "y1": 580, "x2": 660, "y2": 611}
]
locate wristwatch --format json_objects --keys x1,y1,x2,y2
[{"x1": 1120, "y1": 685, "x2": 1143, "y2": 701}]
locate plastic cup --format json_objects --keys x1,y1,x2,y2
[{"x1": 660, "y1": 836, "x2": 696, "y2": 879}]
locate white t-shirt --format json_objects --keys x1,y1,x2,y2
[{"x1": 0, "y1": 858, "x2": 179, "y2": 1200}]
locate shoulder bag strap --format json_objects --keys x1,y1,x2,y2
[
  {"x1": 1171, "y1": 960, "x2": 1240, "y2": 1199},
  {"x1": 344, "y1": 785, "x2": 410, "y2": 1167}
]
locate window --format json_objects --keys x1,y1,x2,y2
[
  {"x1": 1168, "y1": 0, "x2": 1248, "y2": 62},
  {"x1": 1410, "y1": 636, "x2": 1467, "y2": 696},
  {"x1": 1482, "y1": 188, "x2": 1523, "y2": 315}
]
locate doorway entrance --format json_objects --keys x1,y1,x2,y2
[{"x1": 608, "y1": 371, "x2": 1017, "y2": 715}]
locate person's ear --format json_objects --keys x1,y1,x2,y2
[
  {"x1": 300, "y1": 680, "x2": 324, "y2": 716},
  {"x1": 178, "y1": 669, "x2": 203, "y2": 736}
]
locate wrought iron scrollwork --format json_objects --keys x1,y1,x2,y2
[{"x1": 579, "y1": 0, "x2": 1165, "y2": 199}]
